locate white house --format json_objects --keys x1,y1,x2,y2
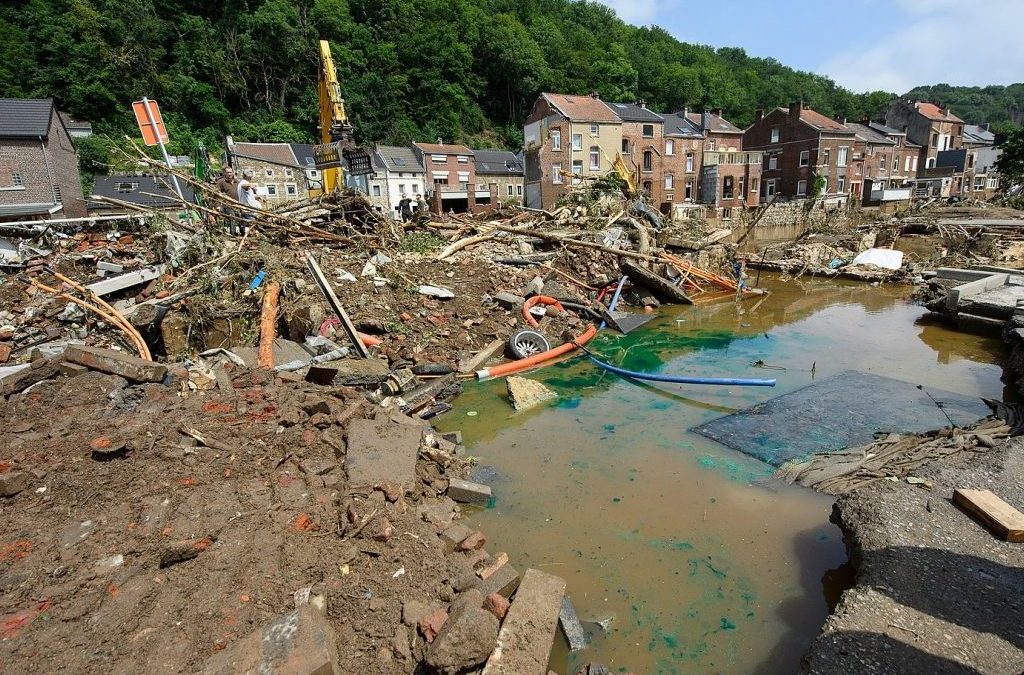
[{"x1": 373, "y1": 145, "x2": 426, "y2": 219}]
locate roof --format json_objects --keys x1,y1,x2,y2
[
  {"x1": 963, "y1": 124, "x2": 995, "y2": 145},
  {"x1": 231, "y1": 142, "x2": 301, "y2": 168},
  {"x1": 915, "y1": 102, "x2": 963, "y2": 123},
  {"x1": 0, "y1": 98, "x2": 55, "y2": 137},
  {"x1": 867, "y1": 121, "x2": 905, "y2": 136},
  {"x1": 686, "y1": 111, "x2": 742, "y2": 134},
  {"x1": 414, "y1": 143, "x2": 473, "y2": 156},
  {"x1": 376, "y1": 145, "x2": 425, "y2": 172},
  {"x1": 605, "y1": 102, "x2": 663, "y2": 123},
  {"x1": 89, "y1": 175, "x2": 195, "y2": 210},
  {"x1": 661, "y1": 113, "x2": 704, "y2": 138},
  {"x1": 290, "y1": 143, "x2": 316, "y2": 167},
  {"x1": 473, "y1": 150, "x2": 524, "y2": 175},
  {"x1": 846, "y1": 122, "x2": 896, "y2": 146},
  {"x1": 541, "y1": 93, "x2": 620, "y2": 123},
  {"x1": 773, "y1": 107, "x2": 853, "y2": 134},
  {"x1": 59, "y1": 112, "x2": 91, "y2": 132}
]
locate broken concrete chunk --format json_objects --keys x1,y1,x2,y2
[
  {"x1": 483, "y1": 568, "x2": 567, "y2": 675},
  {"x1": 493, "y1": 292, "x2": 526, "y2": 310},
  {"x1": 522, "y1": 276, "x2": 544, "y2": 296},
  {"x1": 419, "y1": 284, "x2": 455, "y2": 299},
  {"x1": 426, "y1": 605, "x2": 499, "y2": 675},
  {"x1": 440, "y1": 523, "x2": 475, "y2": 554},
  {"x1": 477, "y1": 564, "x2": 520, "y2": 599},
  {"x1": 64, "y1": 345, "x2": 168, "y2": 383},
  {"x1": 447, "y1": 478, "x2": 492, "y2": 504},
  {"x1": 559, "y1": 596, "x2": 589, "y2": 651},
  {"x1": 506, "y1": 376, "x2": 556, "y2": 411},
  {"x1": 0, "y1": 470, "x2": 30, "y2": 498},
  {"x1": 202, "y1": 606, "x2": 338, "y2": 675}
]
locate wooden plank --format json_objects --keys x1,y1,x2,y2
[
  {"x1": 620, "y1": 260, "x2": 692, "y2": 304},
  {"x1": 953, "y1": 488, "x2": 1024, "y2": 543},
  {"x1": 304, "y1": 252, "x2": 369, "y2": 358}
]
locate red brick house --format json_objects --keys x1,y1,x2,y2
[
  {"x1": 412, "y1": 142, "x2": 482, "y2": 213},
  {"x1": 0, "y1": 98, "x2": 86, "y2": 220},
  {"x1": 605, "y1": 101, "x2": 664, "y2": 203},
  {"x1": 883, "y1": 100, "x2": 963, "y2": 172},
  {"x1": 690, "y1": 109, "x2": 759, "y2": 216},
  {"x1": 660, "y1": 111, "x2": 705, "y2": 208},
  {"x1": 743, "y1": 102, "x2": 856, "y2": 203}
]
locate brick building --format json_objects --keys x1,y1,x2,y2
[
  {"x1": 883, "y1": 100, "x2": 964, "y2": 172},
  {"x1": 523, "y1": 93, "x2": 623, "y2": 209},
  {"x1": 661, "y1": 111, "x2": 706, "y2": 207},
  {"x1": 699, "y1": 151, "x2": 763, "y2": 217},
  {"x1": 412, "y1": 142, "x2": 482, "y2": 214},
  {"x1": 845, "y1": 122, "x2": 897, "y2": 197},
  {"x1": 866, "y1": 122, "x2": 921, "y2": 186},
  {"x1": 473, "y1": 150, "x2": 524, "y2": 206},
  {"x1": 744, "y1": 102, "x2": 856, "y2": 203},
  {"x1": 371, "y1": 145, "x2": 426, "y2": 219},
  {"x1": 605, "y1": 102, "x2": 664, "y2": 203},
  {"x1": 0, "y1": 98, "x2": 86, "y2": 220}
]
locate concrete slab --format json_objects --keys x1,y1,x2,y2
[
  {"x1": 483, "y1": 568, "x2": 566, "y2": 675},
  {"x1": 345, "y1": 415, "x2": 422, "y2": 490},
  {"x1": 202, "y1": 606, "x2": 338, "y2": 675},
  {"x1": 959, "y1": 284, "x2": 1024, "y2": 320}
]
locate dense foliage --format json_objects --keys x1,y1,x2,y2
[
  {"x1": 1, "y1": 0, "x2": 1018, "y2": 159},
  {"x1": 904, "y1": 84, "x2": 1024, "y2": 135},
  {"x1": 996, "y1": 126, "x2": 1024, "y2": 184}
]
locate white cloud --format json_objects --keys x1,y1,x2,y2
[
  {"x1": 819, "y1": 0, "x2": 1024, "y2": 92},
  {"x1": 592, "y1": 0, "x2": 660, "y2": 25}
]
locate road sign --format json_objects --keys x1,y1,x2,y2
[{"x1": 132, "y1": 99, "x2": 169, "y2": 146}]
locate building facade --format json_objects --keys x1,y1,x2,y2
[
  {"x1": 606, "y1": 102, "x2": 665, "y2": 204},
  {"x1": 744, "y1": 102, "x2": 857, "y2": 203},
  {"x1": 0, "y1": 98, "x2": 87, "y2": 220},
  {"x1": 884, "y1": 100, "x2": 964, "y2": 172},
  {"x1": 227, "y1": 139, "x2": 308, "y2": 202},
  {"x1": 661, "y1": 111, "x2": 705, "y2": 208},
  {"x1": 473, "y1": 150, "x2": 525, "y2": 206},
  {"x1": 412, "y1": 142, "x2": 485, "y2": 213},
  {"x1": 371, "y1": 145, "x2": 427, "y2": 219},
  {"x1": 524, "y1": 93, "x2": 623, "y2": 210}
]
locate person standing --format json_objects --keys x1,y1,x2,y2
[
  {"x1": 398, "y1": 193, "x2": 413, "y2": 222},
  {"x1": 214, "y1": 166, "x2": 240, "y2": 230},
  {"x1": 235, "y1": 169, "x2": 263, "y2": 234}
]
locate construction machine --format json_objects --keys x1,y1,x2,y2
[{"x1": 314, "y1": 39, "x2": 373, "y2": 192}]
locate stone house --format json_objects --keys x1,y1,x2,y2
[
  {"x1": 744, "y1": 102, "x2": 857, "y2": 203},
  {"x1": 227, "y1": 139, "x2": 307, "y2": 202},
  {"x1": 372, "y1": 145, "x2": 427, "y2": 219},
  {"x1": 412, "y1": 142, "x2": 481, "y2": 214},
  {"x1": 473, "y1": 150, "x2": 524, "y2": 207},
  {"x1": 605, "y1": 102, "x2": 664, "y2": 204},
  {"x1": 699, "y1": 150, "x2": 763, "y2": 218},
  {"x1": 0, "y1": 98, "x2": 87, "y2": 220},
  {"x1": 523, "y1": 93, "x2": 623, "y2": 210}
]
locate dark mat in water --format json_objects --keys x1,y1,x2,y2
[{"x1": 693, "y1": 370, "x2": 992, "y2": 467}]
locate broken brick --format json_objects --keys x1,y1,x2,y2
[
  {"x1": 483, "y1": 592, "x2": 510, "y2": 620},
  {"x1": 418, "y1": 607, "x2": 448, "y2": 643}
]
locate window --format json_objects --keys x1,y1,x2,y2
[
  {"x1": 590, "y1": 123, "x2": 599, "y2": 136},
  {"x1": 893, "y1": 157, "x2": 899, "y2": 171},
  {"x1": 665, "y1": 173, "x2": 674, "y2": 190},
  {"x1": 768, "y1": 155, "x2": 778, "y2": 171},
  {"x1": 837, "y1": 177, "x2": 845, "y2": 193},
  {"x1": 879, "y1": 158, "x2": 886, "y2": 173},
  {"x1": 551, "y1": 129, "x2": 561, "y2": 150},
  {"x1": 799, "y1": 150, "x2": 809, "y2": 167},
  {"x1": 926, "y1": 157, "x2": 936, "y2": 168},
  {"x1": 686, "y1": 153, "x2": 694, "y2": 172},
  {"x1": 642, "y1": 124, "x2": 654, "y2": 138},
  {"x1": 988, "y1": 176, "x2": 999, "y2": 189},
  {"x1": 572, "y1": 134, "x2": 583, "y2": 151},
  {"x1": 685, "y1": 178, "x2": 694, "y2": 200},
  {"x1": 398, "y1": 183, "x2": 406, "y2": 194},
  {"x1": 708, "y1": 139, "x2": 716, "y2": 151},
  {"x1": 642, "y1": 150, "x2": 652, "y2": 172},
  {"x1": 552, "y1": 164, "x2": 563, "y2": 184},
  {"x1": 621, "y1": 139, "x2": 630, "y2": 154},
  {"x1": 911, "y1": 156, "x2": 918, "y2": 172},
  {"x1": 412, "y1": 184, "x2": 419, "y2": 194},
  {"x1": 11, "y1": 172, "x2": 23, "y2": 187},
  {"x1": 431, "y1": 154, "x2": 445, "y2": 163},
  {"x1": 517, "y1": 184, "x2": 523, "y2": 196},
  {"x1": 433, "y1": 176, "x2": 448, "y2": 186},
  {"x1": 457, "y1": 156, "x2": 469, "y2": 164},
  {"x1": 309, "y1": 170, "x2": 320, "y2": 179},
  {"x1": 797, "y1": 179, "x2": 807, "y2": 196},
  {"x1": 665, "y1": 140, "x2": 674, "y2": 156},
  {"x1": 372, "y1": 185, "x2": 381, "y2": 197},
  {"x1": 53, "y1": 185, "x2": 62, "y2": 203},
  {"x1": 751, "y1": 177, "x2": 759, "y2": 193},
  {"x1": 931, "y1": 133, "x2": 938, "y2": 148},
  {"x1": 265, "y1": 168, "x2": 275, "y2": 178},
  {"x1": 507, "y1": 184, "x2": 514, "y2": 196},
  {"x1": 114, "y1": 181, "x2": 139, "y2": 193},
  {"x1": 905, "y1": 156, "x2": 912, "y2": 172},
  {"x1": 723, "y1": 208, "x2": 732, "y2": 219},
  {"x1": 766, "y1": 179, "x2": 776, "y2": 197},
  {"x1": 837, "y1": 146, "x2": 848, "y2": 167},
  {"x1": 770, "y1": 127, "x2": 780, "y2": 143},
  {"x1": 589, "y1": 146, "x2": 600, "y2": 171},
  {"x1": 723, "y1": 176, "x2": 734, "y2": 199},
  {"x1": 457, "y1": 171, "x2": 470, "y2": 183},
  {"x1": 285, "y1": 169, "x2": 294, "y2": 178},
  {"x1": 738, "y1": 175, "x2": 745, "y2": 194},
  {"x1": 286, "y1": 183, "x2": 298, "y2": 196},
  {"x1": 266, "y1": 184, "x2": 278, "y2": 197},
  {"x1": 974, "y1": 176, "x2": 985, "y2": 190},
  {"x1": 823, "y1": 148, "x2": 831, "y2": 166},
  {"x1": 643, "y1": 180, "x2": 653, "y2": 195},
  {"x1": 571, "y1": 160, "x2": 583, "y2": 185}
]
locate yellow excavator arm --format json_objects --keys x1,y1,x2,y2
[{"x1": 315, "y1": 39, "x2": 372, "y2": 193}]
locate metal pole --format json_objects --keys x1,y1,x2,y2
[{"x1": 141, "y1": 98, "x2": 185, "y2": 202}]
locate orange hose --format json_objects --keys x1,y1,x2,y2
[
  {"x1": 522, "y1": 295, "x2": 566, "y2": 328},
  {"x1": 258, "y1": 281, "x2": 281, "y2": 369},
  {"x1": 478, "y1": 324, "x2": 597, "y2": 380},
  {"x1": 358, "y1": 332, "x2": 382, "y2": 347}
]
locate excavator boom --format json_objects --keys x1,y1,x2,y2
[{"x1": 314, "y1": 39, "x2": 372, "y2": 192}]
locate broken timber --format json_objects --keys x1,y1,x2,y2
[
  {"x1": 953, "y1": 488, "x2": 1024, "y2": 543},
  {"x1": 620, "y1": 261, "x2": 692, "y2": 304},
  {"x1": 304, "y1": 252, "x2": 369, "y2": 358}
]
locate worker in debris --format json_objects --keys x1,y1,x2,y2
[
  {"x1": 733, "y1": 255, "x2": 748, "y2": 296},
  {"x1": 236, "y1": 169, "x2": 264, "y2": 234},
  {"x1": 214, "y1": 166, "x2": 240, "y2": 229},
  {"x1": 415, "y1": 193, "x2": 427, "y2": 214},
  {"x1": 398, "y1": 193, "x2": 413, "y2": 222}
]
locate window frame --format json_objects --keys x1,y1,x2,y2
[
  {"x1": 589, "y1": 146, "x2": 600, "y2": 171},
  {"x1": 799, "y1": 150, "x2": 809, "y2": 167},
  {"x1": 770, "y1": 127, "x2": 780, "y2": 143},
  {"x1": 552, "y1": 163, "x2": 563, "y2": 184},
  {"x1": 551, "y1": 129, "x2": 561, "y2": 150},
  {"x1": 571, "y1": 133, "x2": 583, "y2": 151},
  {"x1": 589, "y1": 123, "x2": 600, "y2": 137},
  {"x1": 665, "y1": 139, "x2": 674, "y2": 156},
  {"x1": 837, "y1": 146, "x2": 848, "y2": 167},
  {"x1": 797, "y1": 179, "x2": 807, "y2": 196},
  {"x1": 642, "y1": 124, "x2": 654, "y2": 138}
]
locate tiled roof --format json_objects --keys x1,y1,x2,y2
[
  {"x1": 605, "y1": 102, "x2": 664, "y2": 123},
  {"x1": 846, "y1": 122, "x2": 896, "y2": 145},
  {"x1": 90, "y1": 175, "x2": 195, "y2": 209},
  {"x1": 542, "y1": 93, "x2": 620, "y2": 123},
  {"x1": 661, "y1": 113, "x2": 704, "y2": 138},
  {"x1": 868, "y1": 121, "x2": 904, "y2": 136},
  {"x1": 963, "y1": 124, "x2": 995, "y2": 145},
  {"x1": 290, "y1": 143, "x2": 316, "y2": 167},
  {"x1": 376, "y1": 145, "x2": 425, "y2": 172},
  {"x1": 473, "y1": 150, "x2": 524, "y2": 175},
  {"x1": 414, "y1": 143, "x2": 473, "y2": 155},
  {"x1": 915, "y1": 102, "x2": 963, "y2": 123},
  {"x1": 232, "y1": 142, "x2": 300, "y2": 167},
  {"x1": 686, "y1": 111, "x2": 742, "y2": 134},
  {"x1": 0, "y1": 98, "x2": 54, "y2": 137},
  {"x1": 777, "y1": 107, "x2": 853, "y2": 134}
]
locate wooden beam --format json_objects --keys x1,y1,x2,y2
[
  {"x1": 953, "y1": 488, "x2": 1024, "y2": 543},
  {"x1": 305, "y1": 252, "x2": 369, "y2": 358}
]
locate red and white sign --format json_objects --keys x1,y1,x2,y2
[{"x1": 132, "y1": 99, "x2": 169, "y2": 146}]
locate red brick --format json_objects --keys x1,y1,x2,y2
[
  {"x1": 459, "y1": 531, "x2": 486, "y2": 551},
  {"x1": 0, "y1": 343, "x2": 10, "y2": 363},
  {"x1": 418, "y1": 607, "x2": 448, "y2": 643},
  {"x1": 483, "y1": 592, "x2": 509, "y2": 620}
]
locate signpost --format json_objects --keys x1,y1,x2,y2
[{"x1": 132, "y1": 98, "x2": 185, "y2": 202}]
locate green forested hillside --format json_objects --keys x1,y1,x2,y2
[
  {"x1": 903, "y1": 83, "x2": 1024, "y2": 133},
  {"x1": 0, "y1": 0, "x2": 1013, "y2": 157}
]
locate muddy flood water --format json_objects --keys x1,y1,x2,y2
[{"x1": 435, "y1": 275, "x2": 1009, "y2": 674}]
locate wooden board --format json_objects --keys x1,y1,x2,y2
[
  {"x1": 953, "y1": 488, "x2": 1024, "y2": 543},
  {"x1": 305, "y1": 252, "x2": 369, "y2": 359},
  {"x1": 620, "y1": 261, "x2": 692, "y2": 304}
]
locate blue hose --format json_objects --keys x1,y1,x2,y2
[{"x1": 588, "y1": 354, "x2": 776, "y2": 387}]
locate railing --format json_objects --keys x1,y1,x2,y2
[{"x1": 702, "y1": 151, "x2": 763, "y2": 166}]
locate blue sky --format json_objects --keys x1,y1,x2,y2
[{"x1": 594, "y1": 0, "x2": 1024, "y2": 93}]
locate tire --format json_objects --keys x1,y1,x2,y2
[{"x1": 508, "y1": 329, "x2": 551, "y2": 359}]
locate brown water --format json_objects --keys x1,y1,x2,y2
[{"x1": 435, "y1": 277, "x2": 1008, "y2": 674}]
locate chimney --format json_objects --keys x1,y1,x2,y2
[
  {"x1": 754, "y1": 108, "x2": 764, "y2": 121},
  {"x1": 713, "y1": 108, "x2": 723, "y2": 117},
  {"x1": 702, "y1": 109, "x2": 711, "y2": 131},
  {"x1": 789, "y1": 100, "x2": 803, "y2": 119},
  {"x1": 637, "y1": 99, "x2": 647, "y2": 109},
  {"x1": 589, "y1": 91, "x2": 600, "y2": 99},
  {"x1": 683, "y1": 107, "x2": 689, "y2": 118}
]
